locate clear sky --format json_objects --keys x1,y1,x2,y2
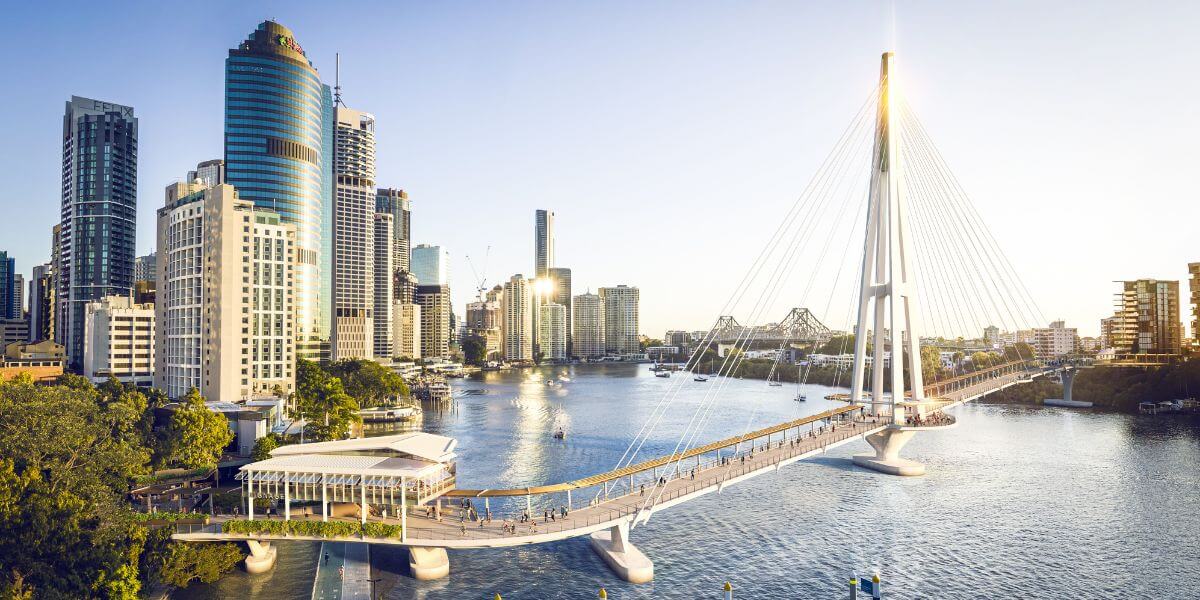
[{"x1": 2, "y1": 1, "x2": 1197, "y2": 338}]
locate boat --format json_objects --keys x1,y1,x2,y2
[
  {"x1": 553, "y1": 429, "x2": 566, "y2": 440},
  {"x1": 358, "y1": 405, "x2": 423, "y2": 423},
  {"x1": 655, "y1": 371, "x2": 671, "y2": 378},
  {"x1": 794, "y1": 394, "x2": 807, "y2": 402},
  {"x1": 768, "y1": 381, "x2": 783, "y2": 387},
  {"x1": 694, "y1": 375, "x2": 708, "y2": 382}
]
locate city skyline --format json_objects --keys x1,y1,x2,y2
[{"x1": 1, "y1": 2, "x2": 1199, "y2": 337}]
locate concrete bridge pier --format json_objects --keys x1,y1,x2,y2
[
  {"x1": 853, "y1": 427, "x2": 925, "y2": 476},
  {"x1": 244, "y1": 540, "x2": 277, "y2": 574},
  {"x1": 408, "y1": 547, "x2": 450, "y2": 580},
  {"x1": 590, "y1": 521, "x2": 654, "y2": 583}
]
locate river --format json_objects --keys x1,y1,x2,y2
[{"x1": 174, "y1": 363, "x2": 1200, "y2": 599}]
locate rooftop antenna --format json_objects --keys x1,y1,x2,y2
[{"x1": 334, "y1": 52, "x2": 345, "y2": 107}]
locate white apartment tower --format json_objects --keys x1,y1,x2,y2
[
  {"x1": 572, "y1": 292, "x2": 605, "y2": 359},
  {"x1": 155, "y1": 182, "x2": 296, "y2": 400},
  {"x1": 599, "y1": 285, "x2": 640, "y2": 355},
  {"x1": 502, "y1": 275, "x2": 533, "y2": 361},
  {"x1": 538, "y1": 302, "x2": 567, "y2": 361},
  {"x1": 83, "y1": 295, "x2": 155, "y2": 386},
  {"x1": 332, "y1": 107, "x2": 377, "y2": 361}
]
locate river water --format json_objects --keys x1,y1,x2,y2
[{"x1": 175, "y1": 363, "x2": 1200, "y2": 599}]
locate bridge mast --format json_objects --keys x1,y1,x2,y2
[{"x1": 849, "y1": 52, "x2": 925, "y2": 423}]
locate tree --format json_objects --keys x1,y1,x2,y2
[
  {"x1": 251, "y1": 434, "x2": 280, "y2": 461},
  {"x1": 153, "y1": 541, "x2": 243, "y2": 589},
  {"x1": 167, "y1": 389, "x2": 233, "y2": 470},
  {"x1": 294, "y1": 360, "x2": 360, "y2": 441},
  {"x1": 461, "y1": 335, "x2": 487, "y2": 367},
  {"x1": 327, "y1": 359, "x2": 409, "y2": 407}
]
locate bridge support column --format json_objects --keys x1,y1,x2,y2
[
  {"x1": 408, "y1": 547, "x2": 450, "y2": 581},
  {"x1": 590, "y1": 522, "x2": 654, "y2": 584},
  {"x1": 852, "y1": 427, "x2": 924, "y2": 476},
  {"x1": 244, "y1": 540, "x2": 277, "y2": 574}
]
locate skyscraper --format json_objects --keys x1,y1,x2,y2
[
  {"x1": 12, "y1": 275, "x2": 23, "y2": 319},
  {"x1": 0, "y1": 252, "x2": 16, "y2": 319},
  {"x1": 548, "y1": 267, "x2": 572, "y2": 355},
  {"x1": 187, "y1": 159, "x2": 226, "y2": 188},
  {"x1": 155, "y1": 182, "x2": 297, "y2": 400},
  {"x1": 1189, "y1": 262, "x2": 1200, "y2": 348},
  {"x1": 502, "y1": 275, "x2": 533, "y2": 361},
  {"x1": 538, "y1": 302, "x2": 567, "y2": 361},
  {"x1": 412, "y1": 244, "x2": 449, "y2": 286},
  {"x1": 572, "y1": 292, "x2": 605, "y2": 359},
  {"x1": 373, "y1": 213, "x2": 395, "y2": 359},
  {"x1": 376, "y1": 188, "x2": 411, "y2": 272},
  {"x1": 57, "y1": 96, "x2": 138, "y2": 369},
  {"x1": 29, "y1": 263, "x2": 54, "y2": 342},
  {"x1": 332, "y1": 106, "x2": 377, "y2": 361},
  {"x1": 134, "y1": 253, "x2": 156, "y2": 283},
  {"x1": 534, "y1": 209, "x2": 555, "y2": 278},
  {"x1": 225, "y1": 21, "x2": 333, "y2": 362},
  {"x1": 415, "y1": 285, "x2": 451, "y2": 359},
  {"x1": 599, "y1": 285, "x2": 640, "y2": 355},
  {"x1": 1112, "y1": 279, "x2": 1181, "y2": 355}
]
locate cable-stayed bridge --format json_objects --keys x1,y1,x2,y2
[{"x1": 174, "y1": 52, "x2": 1054, "y2": 584}]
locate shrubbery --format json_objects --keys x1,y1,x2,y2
[{"x1": 221, "y1": 519, "x2": 402, "y2": 539}]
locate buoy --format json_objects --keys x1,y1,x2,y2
[
  {"x1": 598, "y1": 588, "x2": 607, "y2": 599},
  {"x1": 724, "y1": 581, "x2": 734, "y2": 599}
]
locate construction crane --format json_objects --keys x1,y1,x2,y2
[{"x1": 465, "y1": 246, "x2": 491, "y2": 302}]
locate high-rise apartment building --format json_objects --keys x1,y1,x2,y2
[
  {"x1": 502, "y1": 275, "x2": 533, "y2": 361},
  {"x1": 187, "y1": 159, "x2": 226, "y2": 188},
  {"x1": 332, "y1": 106, "x2": 377, "y2": 361},
  {"x1": 1189, "y1": 263, "x2": 1200, "y2": 348},
  {"x1": 29, "y1": 263, "x2": 54, "y2": 342},
  {"x1": 393, "y1": 302, "x2": 421, "y2": 360},
  {"x1": 1112, "y1": 279, "x2": 1181, "y2": 355},
  {"x1": 225, "y1": 21, "x2": 333, "y2": 362},
  {"x1": 372, "y1": 213, "x2": 395, "y2": 360},
  {"x1": 412, "y1": 245, "x2": 449, "y2": 287},
  {"x1": 155, "y1": 182, "x2": 296, "y2": 400},
  {"x1": 376, "y1": 188, "x2": 411, "y2": 273},
  {"x1": 538, "y1": 302, "x2": 567, "y2": 361},
  {"x1": 134, "y1": 252, "x2": 156, "y2": 283},
  {"x1": 0, "y1": 252, "x2": 16, "y2": 319},
  {"x1": 548, "y1": 267, "x2": 572, "y2": 355},
  {"x1": 572, "y1": 292, "x2": 605, "y2": 359},
  {"x1": 534, "y1": 209, "x2": 555, "y2": 278},
  {"x1": 415, "y1": 285, "x2": 451, "y2": 359},
  {"x1": 57, "y1": 96, "x2": 138, "y2": 369},
  {"x1": 83, "y1": 295, "x2": 155, "y2": 386},
  {"x1": 1031, "y1": 320, "x2": 1077, "y2": 358},
  {"x1": 599, "y1": 285, "x2": 640, "y2": 355}
]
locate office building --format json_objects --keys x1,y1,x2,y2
[
  {"x1": 332, "y1": 106, "x2": 377, "y2": 361},
  {"x1": 0, "y1": 252, "x2": 13, "y2": 319},
  {"x1": 1, "y1": 319, "x2": 29, "y2": 350},
  {"x1": 599, "y1": 285, "x2": 640, "y2": 355},
  {"x1": 29, "y1": 263, "x2": 54, "y2": 342},
  {"x1": 393, "y1": 302, "x2": 421, "y2": 359},
  {"x1": 225, "y1": 20, "x2": 333, "y2": 362},
  {"x1": 412, "y1": 244, "x2": 449, "y2": 286},
  {"x1": 57, "y1": 96, "x2": 138, "y2": 370},
  {"x1": 372, "y1": 213, "x2": 395, "y2": 359},
  {"x1": 502, "y1": 275, "x2": 533, "y2": 361},
  {"x1": 134, "y1": 252, "x2": 156, "y2": 283},
  {"x1": 376, "y1": 188, "x2": 411, "y2": 272},
  {"x1": 83, "y1": 295, "x2": 155, "y2": 386},
  {"x1": 572, "y1": 292, "x2": 605, "y2": 359},
  {"x1": 187, "y1": 159, "x2": 226, "y2": 188},
  {"x1": 415, "y1": 285, "x2": 451, "y2": 359},
  {"x1": 1112, "y1": 279, "x2": 1182, "y2": 355},
  {"x1": 535, "y1": 209, "x2": 555, "y2": 277},
  {"x1": 538, "y1": 302, "x2": 567, "y2": 361},
  {"x1": 155, "y1": 182, "x2": 296, "y2": 400}
]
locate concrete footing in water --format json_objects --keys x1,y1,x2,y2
[
  {"x1": 590, "y1": 522, "x2": 654, "y2": 584},
  {"x1": 853, "y1": 427, "x2": 925, "y2": 476},
  {"x1": 408, "y1": 546, "x2": 450, "y2": 580},
  {"x1": 244, "y1": 540, "x2": 277, "y2": 573}
]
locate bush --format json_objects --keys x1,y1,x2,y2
[{"x1": 220, "y1": 519, "x2": 402, "y2": 539}]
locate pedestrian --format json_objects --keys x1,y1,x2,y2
[
  {"x1": 324, "y1": 552, "x2": 329, "y2": 565},
  {"x1": 639, "y1": 484, "x2": 645, "y2": 496},
  {"x1": 338, "y1": 566, "x2": 344, "y2": 580}
]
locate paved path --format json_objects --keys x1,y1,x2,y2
[{"x1": 312, "y1": 542, "x2": 371, "y2": 600}]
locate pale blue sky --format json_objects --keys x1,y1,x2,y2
[{"x1": 1, "y1": 1, "x2": 1197, "y2": 337}]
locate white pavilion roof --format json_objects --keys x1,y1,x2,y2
[
  {"x1": 243, "y1": 453, "x2": 443, "y2": 479},
  {"x1": 266, "y1": 432, "x2": 457, "y2": 464}
]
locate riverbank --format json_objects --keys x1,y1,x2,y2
[{"x1": 981, "y1": 361, "x2": 1200, "y2": 413}]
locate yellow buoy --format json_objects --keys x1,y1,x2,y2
[
  {"x1": 598, "y1": 588, "x2": 608, "y2": 599},
  {"x1": 724, "y1": 582, "x2": 733, "y2": 591}
]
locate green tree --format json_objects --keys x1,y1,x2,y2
[
  {"x1": 461, "y1": 335, "x2": 487, "y2": 367},
  {"x1": 294, "y1": 360, "x2": 361, "y2": 441},
  {"x1": 327, "y1": 359, "x2": 409, "y2": 407},
  {"x1": 251, "y1": 433, "x2": 281, "y2": 461},
  {"x1": 153, "y1": 541, "x2": 243, "y2": 589},
  {"x1": 167, "y1": 389, "x2": 233, "y2": 469}
]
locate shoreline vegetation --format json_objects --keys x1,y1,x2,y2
[{"x1": 982, "y1": 361, "x2": 1200, "y2": 413}]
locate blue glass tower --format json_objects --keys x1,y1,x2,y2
[{"x1": 225, "y1": 21, "x2": 333, "y2": 361}]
